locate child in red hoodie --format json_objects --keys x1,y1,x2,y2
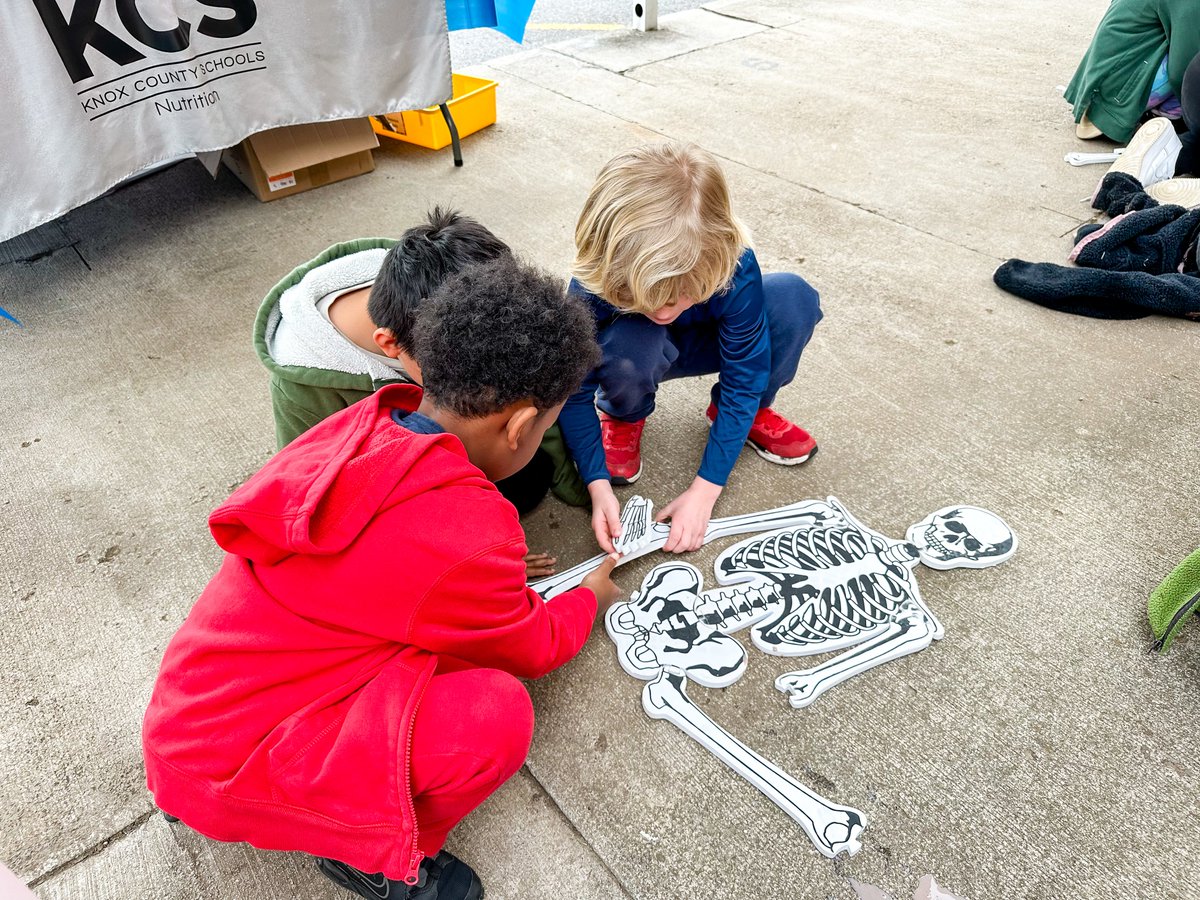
[{"x1": 143, "y1": 255, "x2": 620, "y2": 900}]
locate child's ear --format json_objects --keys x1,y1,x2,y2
[
  {"x1": 372, "y1": 327, "x2": 402, "y2": 358},
  {"x1": 504, "y1": 405, "x2": 540, "y2": 451}
]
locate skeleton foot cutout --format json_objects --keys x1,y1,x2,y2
[
  {"x1": 643, "y1": 670, "x2": 865, "y2": 859},
  {"x1": 613, "y1": 495, "x2": 656, "y2": 556}
]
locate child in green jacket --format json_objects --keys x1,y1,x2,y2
[{"x1": 255, "y1": 208, "x2": 507, "y2": 448}]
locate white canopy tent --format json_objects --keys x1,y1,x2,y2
[{"x1": 1, "y1": 0, "x2": 453, "y2": 243}]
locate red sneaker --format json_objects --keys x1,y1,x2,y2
[
  {"x1": 706, "y1": 403, "x2": 817, "y2": 465},
  {"x1": 599, "y1": 412, "x2": 646, "y2": 484}
]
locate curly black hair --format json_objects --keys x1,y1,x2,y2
[
  {"x1": 368, "y1": 207, "x2": 510, "y2": 353},
  {"x1": 414, "y1": 255, "x2": 600, "y2": 418}
]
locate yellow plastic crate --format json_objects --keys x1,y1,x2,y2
[{"x1": 373, "y1": 74, "x2": 497, "y2": 151}]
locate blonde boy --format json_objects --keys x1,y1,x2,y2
[{"x1": 559, "y1": 143, "x2": 823, "y2": 553}]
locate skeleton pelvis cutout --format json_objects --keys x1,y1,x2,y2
[
  {"x1": 607, "y1": 562, "x2": 747, "y2": 688},
  {"x1": 604, "y1": 495, "x2": 1015, "y2": 859}
]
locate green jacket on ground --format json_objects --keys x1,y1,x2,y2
[
  {"x1": 1065, "y1": 0, "x2": 1200, "y2": 143},
  {"x1": 253, "y1": 239, "x2": 589, "y2": 507}
]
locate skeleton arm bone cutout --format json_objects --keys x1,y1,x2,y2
[
  {"x1": 532, "y1": 497, "x2": 835, "y2": 599},
  {"x1": 644, "y1": 670, "x2": 865, "y2": 859},
  {"x1": 775, "y1": 607, "x2": 938, "y2": 708}
]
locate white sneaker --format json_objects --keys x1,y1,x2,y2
[
  {"x1": 1106, "y1": 117, "x2": 1182, "y2": 188},
  {"x1": 1145, "y1": 177, "x2": 1200, "y2": 208}
]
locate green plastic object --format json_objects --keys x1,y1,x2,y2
[{"x1": 1148, "y1": 547, "x2": 1200, "y2": 653}]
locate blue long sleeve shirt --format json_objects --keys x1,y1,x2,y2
[{"x1": 560, "y1": 248, "x2": 771, "y2": 487}]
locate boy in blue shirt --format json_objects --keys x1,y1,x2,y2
[{"x1": 560, "y1": 142, "x2": 823, "y2": 555}]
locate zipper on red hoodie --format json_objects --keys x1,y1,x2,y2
[{"x1": 402, "y1": 672, "x2": 432, "y2": 885}]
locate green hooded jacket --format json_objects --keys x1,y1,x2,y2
[
  {"x1": 253, "y1": 239, "x2": 589, "y2": 507},
  {"x1": 1065, "y1": 0, "x2": 1200, "y2": 143}
]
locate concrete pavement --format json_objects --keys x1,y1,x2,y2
[{"x1": 3, "y1": 1, "x2": 1199, "y2": 898}]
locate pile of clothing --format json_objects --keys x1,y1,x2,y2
[{"x1": 995, "y1": 171, "x2": 1200, "y2": 320}]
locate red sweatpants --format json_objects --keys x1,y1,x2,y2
[{"x1": 409, "y1": 668, "x2": 534, "y2": 856}]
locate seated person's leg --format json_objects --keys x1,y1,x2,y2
[
  {"x1": 1176, "y1": 51, "x2": 1200, "y2": 176},
  {"x1": 410, "y1": 668, "x2": 535, "y2": 856},
  {"x1": 595, "y1": 314, "x2": 678, "y2": 422},
  {"x1": 759, "y1": 272, "x2": 823, "y2": 407},
  {"x1": 594, "y1": 315, "x2": 680, "y2": 484},
  {"x1": 318, "y1": 668, "x2": 532, "y2": 900}
]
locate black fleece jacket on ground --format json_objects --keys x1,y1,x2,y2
[{"x1": 994, "y1": 173, "x2": 1200, "y2": 321}]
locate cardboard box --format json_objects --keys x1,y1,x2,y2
[{"x1": 222, "y1": 119, "x2": 379, "y2": 202}]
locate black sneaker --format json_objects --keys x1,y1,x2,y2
[{"x1": 316, "y1": 852, "x2": 484, "y2": 900}]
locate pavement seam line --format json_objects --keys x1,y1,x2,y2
[
  {"x1": 520, "y1": 763, "x2": 641, "y2": 900},
  {"x1": 26, "y1": 809, "x2": 156, "y2": 889},
  {"x1": 544, "y1": 10, "x2": 768, "y2": 77},
  {"x1": 703, "y1": 8, "x2": 784, "y2": 27},
  {"x1": 706, "y1": 152, "x2": 1008, "y2": 261},
  {"x1": 499, "y1": 54, "x2": 1003, "y2": 262}
]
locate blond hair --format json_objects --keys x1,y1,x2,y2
[{"x1": 572, "y1": 143, "x2": 750, "y2": 315}]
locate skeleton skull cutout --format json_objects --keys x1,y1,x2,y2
[{"x1": 906, "y1": 506, "x2": 1016, "y2": 570}]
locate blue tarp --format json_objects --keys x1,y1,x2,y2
[{"x1": 446, "y1": 0, "x2": 536, "y2": 42}]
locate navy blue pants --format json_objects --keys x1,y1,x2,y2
[{"x1": 594, "y1": 272, "x2": 822, "y2": 421}]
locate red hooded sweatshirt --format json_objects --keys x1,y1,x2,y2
[{"x1": 142, "y1": 385, "x2": 596, "y2": 882}]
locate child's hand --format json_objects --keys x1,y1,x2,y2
[
  {"x1": 588, "y1": 479, "x2": 622, "y2": 553},
  {"x1": 656, "y1": 477, "x2": 723, "y2": 553},
  {"x1": 581, "y1": 552, "x2": 623, "y2": 615},
  {"x1": 524, "y1": 551, "x2": 558, "y2": 578}
]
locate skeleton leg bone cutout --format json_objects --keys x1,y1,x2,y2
[
  {"x1": 643, "y1": 670, "x2": 865, "y2": 858},
  {"x1": 775, "y1": 606, "x2": 937, "y2": 708}
]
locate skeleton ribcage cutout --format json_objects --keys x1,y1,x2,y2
[{"x1": 711, "y1": 512, "x2": 934, "y2": 657}]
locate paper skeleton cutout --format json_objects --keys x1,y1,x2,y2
[
  {"x1": 599, "y1": 495, "x2": 1016, "y2": 859},
  {"x1": 531, "y1": 496, "x2": 828, "y2": 599},
  {"x1": 607, "y1": 563, "x2": 867, "y2": 859},
  {"x1": 906, "y1": 506, "x2": 1016, "y2": 570}
]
